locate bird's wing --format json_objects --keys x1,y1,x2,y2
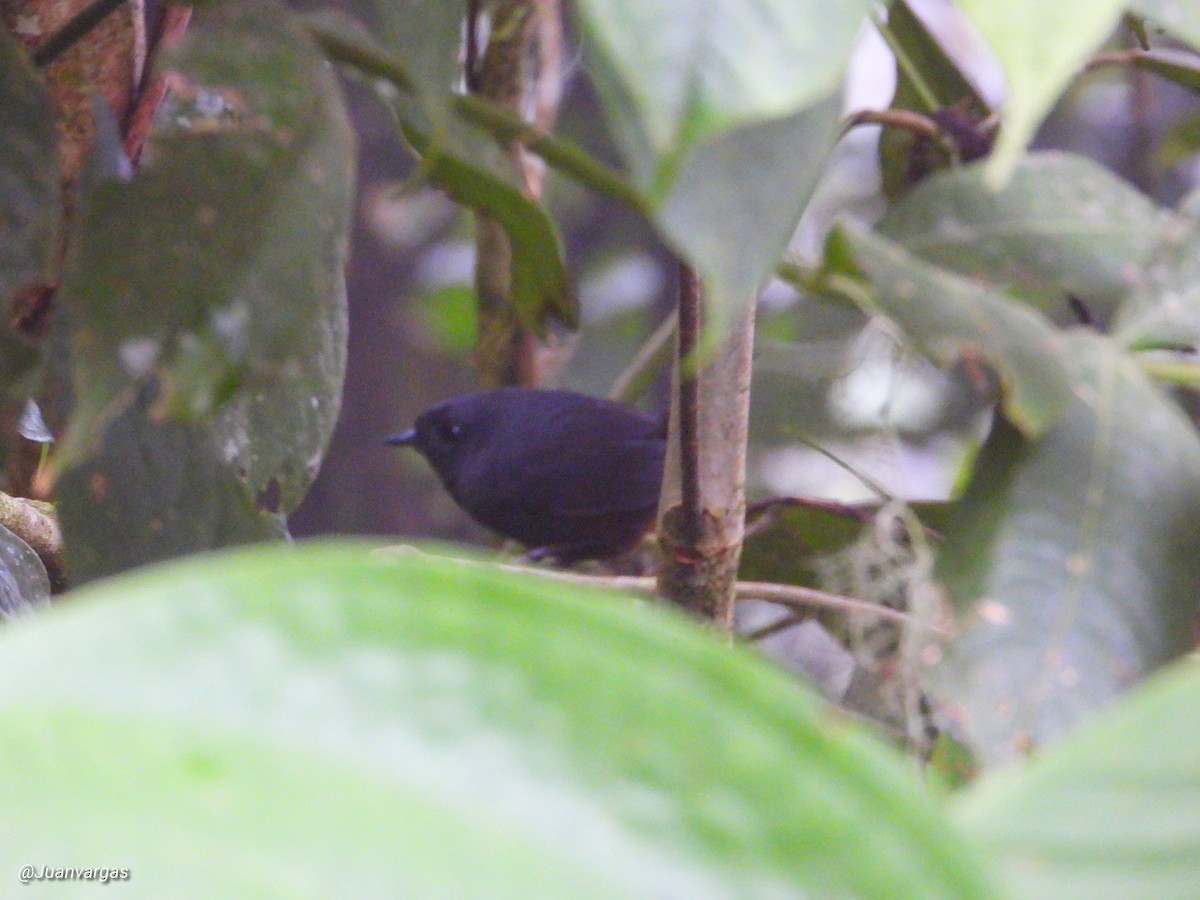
[{"x1": 492, "y1": 398, "x2": 665, "y2": 519}]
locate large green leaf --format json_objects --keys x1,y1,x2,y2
[
  {"x1": 958, "y1": 659, "x2": 1200, "y2": 898},
  {"x1": 1132, "y1": 0, "x2": 1200, "y2": 50},
  {"x1": 878, "y1": 153, "x2": 1169, "y2": 318},
  {"x1": 575, "y1": 0, "x2": 872, "y2": 167},
  {"x1": 57, "y1": 0, "x2": 355, "y2": 500},
  {"x1": 576, "y1": 0, "x2": 868, "y2": 334},
  {"x1": 956, "y1": 0, "x2": 1126, "y2": 185},
  {"x1": 656, "y1": 96, "x2": 842, "y2": 331},
  {"x1": 56, "y1": 400, "x2": 282, "y2": 585},
  {"x1": 930, "y1": 333, "x2": 1200, "y2": 764},
  {"x1": 1113, "y1": 201, "x2": 1200, "y2": 351},
  {"x1": 0, "y1": 541, "x2": 997, "y2": 897},
  {"x1": 841, "y1": 224, "x2": 1071, "y2": 436},
  {"x1": 0, "y1": 23, "x2": 57, "y2": 391}
]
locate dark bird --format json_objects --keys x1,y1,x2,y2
[{"x1": 386, "y1": 387, "x2": 666, "y2": 563}]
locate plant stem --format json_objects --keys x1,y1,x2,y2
[
  {"x1": 33, "y1": 0, "x2": 129, "y2": 67},
  {"x1": 676, "y1": 263, "x2": 703, "y2": 544}
]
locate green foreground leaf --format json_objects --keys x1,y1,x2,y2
[
  {"x1": 958, "y1": 658, "x2": 1200, "y2": 899},
  {"x1": 0, "y1": 541, "x2": 996, "y2": 897}
]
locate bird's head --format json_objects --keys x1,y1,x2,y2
[{"x1": 385, "y1": 394, "x2": 502, "y2": 493}]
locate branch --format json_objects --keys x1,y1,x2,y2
[
  {"x1": 32, "y1": 0, "x2": 129, "y2": 67},
  {"x1": 0, "y1": 492, "x2": 64, "y2": 591}
]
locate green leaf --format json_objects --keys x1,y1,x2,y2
[
  {"x1": 741, "y1": 499, "x2": 875, "y2": 588},
  {"x1": 841, "y1": 224, "x2": 1072, "y2": 436},
  {"x1": 575, "y1": 0, "x2": 873, "y2": 167},
  {"x1": 656, "y1": 96, "x2": 842, "y2": 332},
  {"x1": 306, "y1": 13, "x2": 578, "y2": 332},
  {"x1": 878, "y1": 0, "x2": 991, "y2": 199},
  {"x1": 58, "y1": 0, "x2": 355, "y2": 475},
  {"x1": 404, "y1": 126, "x2": 578, "y2": 331},
  {"x1": 878, "y1": 152, "x2": 1170, "y2": 317},
  {"x1": 1131, "y1": 0, "x2": 1200, "y2": 50},
  {"x1": 56, "y1": 400, "x2": 282, "y2": 585},
  {"x1": 957, "y1": 659, "x2": 1200, "y2": 898},
  {"x1": 956, "y1": 0, "x2": 1126, "y2": 185},
  {"x1": 1114, "y1": 204, "x2": 1200, "y2": 351},
  {"x1": 930, "y1": 333, "x2": 1200, "y2": 764},
  {"x1": 0, "y1": 23, "x2": 57, "y2": 389},
  {"x1": 211, "y1": 274, "x2": 348, "y2": 514},
  {"x1": 0, "y1": 541, "x2": 998, "y2": 897},
  {"x1": 0, "y1": 521, "x2": 50, "y2": 615},
  {"x1": 1128, "y1": 47, "x2": 1200, "y2": 93}
]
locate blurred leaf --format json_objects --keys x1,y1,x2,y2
[
  {"x1": 415, "y1": 284, "x2": 478, "y2": 355},
  {"x1": 306, "y1": 13, "x2": 578, "y2": 333},
  {"x1": 57, "y1": 0, "x2": 355, "y2": 476},
  {"x1": 0, "y1": 23, "x2": 57, "y2": 389},
  {"x1": 0, "y1": 521, "x2": 50, "y2": 616},
  {"x1": 741, "y1": 499, "x2": 874, "y2": 587},
  {"x1": 1128, "y1": 47, "x2": 1200, "y2": 92},
  {"x1": 1132, "y1": 0, "x2": 1200, "y2": 49},
  {"x1": 656, "y1": 96, "x2": 842, "y2": 334},
  {"x1": 1114, "y1": 203, "x2": 1200, "y2": 351},
  {"x1": 841, "y1": 225, "x2": 1071, "y2": 436},
  {"x1": 931, "y1": 333, "x2": 1200, "y2": 765},
  {"x1": 211, "y1": 273, "x2": 348, "y2": 514},
  {"x1": 956, "y1": 0, "x2": 1125, "y2": 185},
  {"x1": 16, "y1": 399, "x2": 51, "y2": 443},
  {"x1": 879, "y1": 0, "x2": 991, "y2": 199},
  {"x1": 878, "y1": 152, "x2": 1169, "y2": 318},
  {"x1": 1155, "y1": 112, "x2": 1200, "y2": 170},
  {"x1": 57, "y1": 399, "x2": 282, "y2": 586},
  {"x1": 575, "y1": 0, "x2": 873, "y2": 167},
  {"x1": 958, "y1": 659, "x2": 1200, "y2": 898},
  {"x1": 577, "y1": 0, "x2": 866, "y2": 335},
  {"x1": 0, "y1": 540, "x2": 997, "y2": 897},
  {"x1": 404, "y1": 126, "x2": 578, "y2": 331}
]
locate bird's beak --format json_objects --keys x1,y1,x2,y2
[{"x1": 384, "y1": 428, "x2": 418, "y2": 447}]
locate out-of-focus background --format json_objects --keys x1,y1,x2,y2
[{"x1": 287, "y1": 0, "x2": 1200, "y2": 547}]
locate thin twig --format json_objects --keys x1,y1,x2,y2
[
  {"x1": 513, "y1": 566, "x2": 932, "y2": 630},
  {"x1": 676, "y1": 262, "x2": 703, "y2": 544},
  {"x1": 744, "y1": 611, "x2": 805, "y2": 642},
  {"x1": 609, "y1": 311, "x2": 676, "y2": 402},
  {"x1": 375, "y1": 545, "x2": 938, "y2": 630},
  {"x1": 123, "y1": 4, "x2": 193, "y2": 163},
  {"x1": 33, "y1": 0, "x2": 129, "y2": 67}
]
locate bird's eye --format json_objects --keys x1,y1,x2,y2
[{"x1": 439, "y1": 421, "x2": 463, "y2": 441}]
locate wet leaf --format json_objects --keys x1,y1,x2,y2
[{"x1": 931, "y1": 333, "x2": 1200, "y2": 764}]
